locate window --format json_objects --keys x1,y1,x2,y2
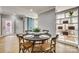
[
  {"x1": 27, "y1": 17, "x2": 34, "y2": 30},
  {"x1": 34, "y1": 19, "x2": 38, "y2": 28}
]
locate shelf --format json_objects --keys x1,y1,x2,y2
[
  {"x1": 56, "y1": 8, "x2": 78, "y2": 45},
  {"x1": 56, "y1": 16, "x2": 78, "y2": 20}
]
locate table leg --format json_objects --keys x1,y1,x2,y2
[
  {"x1": 31, "y1": 41, "x2": 35, "y2": 53},
  {"x1": 42, "y1": 40, "x2": 45, "y2": 44}
]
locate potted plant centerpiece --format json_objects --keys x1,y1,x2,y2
[
  {"x1": 32, "y1": 28, "x2": 40, "y2": 36},
  {"x1": 33, "y1": 27, "x2": 40, "y2": 32}
]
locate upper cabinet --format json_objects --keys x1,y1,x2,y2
[{"x1": 56, "y1": 13, "x2": 65, "y2": 19}]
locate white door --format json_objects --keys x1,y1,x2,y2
[
  {"x1": 5, "y1": 20, "x2": 13, "y2": 35},
  {"x1": 2, "y1": 17, "x2": 14, "y2": 36}
]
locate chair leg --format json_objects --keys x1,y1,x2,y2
[
  {"x1": 19, "y1": 48, "x2": 21, "y2": 53},
  {"x1": 53, "y1": 47, "x2": 56, "y2": 53},
  {"x1": 22, "y1": 48, "x2": 25, "y2": 53},
  {"x1": 27, "y1": 48, "x2": 31, "y2": 53},
  {"x1": 53, "y1": 50, "x2": 56, "y2": 53},
  {"x1": 53, "y1": 44, "x2": 56, "y2": 53},
  {"x1": 22, "y1": 48, "x2": 30, "y2": 53}
]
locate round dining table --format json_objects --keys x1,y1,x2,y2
[{"x1": 23, "y1": 34, "x2": 51, "y2": 52}]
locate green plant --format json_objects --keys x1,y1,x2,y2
[
  {"x1": 33, "y1": 28, "x2": 40, "y2": 32},
  {"x1": 69, "y1": 11, "x2": 73, "y2": 16},
  {"x1": 69, "y1": 11, "x2": 74, "y2": 23}
]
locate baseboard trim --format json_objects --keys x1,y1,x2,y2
[{"x1": 0, "y1": 34, "x2": 14, "y2": 38}]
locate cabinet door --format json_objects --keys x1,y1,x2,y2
[
  {"x1": 56, "y1": 13, "x2": 65, "y2": 19},
  {"x1": 71, "y1": 17, "x2": 78, "y2": 23},
  {"x1": 56, "y1": 20, "x2": 60, "y2": 24}
]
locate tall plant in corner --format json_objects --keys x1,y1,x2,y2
[{"x1": 69, "y1": 11, "x2": 73, "y2": 23}]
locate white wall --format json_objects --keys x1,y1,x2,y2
[
  {"x1": 0, "y1": 7, "x2": 38, "y2": 36},
  {"x1": 15, "y1": 17, "x2": 24, "y2": 34},
  {"x1": 0, "y1": 15, "x2": 1, "y2": 36},
  {"x1": 2, "y1": 15, "x2": 15, "y2": 36},
  {"x1": 24, "y1": 18, "x2": 27, "y2": 31},
  {"x1": 38, "y1": 9, "x2": 56, "y2": 36}
]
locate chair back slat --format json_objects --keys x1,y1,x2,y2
[
  {"x1": 51, "y1": 34, "x2": 59, "y2": 42},
  {"x1": 42, "y1": 30, "x2": 49, "y2": 33},
  {"x1": 16, "y1": 34, "x2": 24, "y2": 43}
]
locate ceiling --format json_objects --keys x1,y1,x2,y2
[
  {"x1": 0, "y1": 6, "x2": 77, "y2": 15},
  {"x1": 21, "y1": 6, "x2": 55, "y2": 13},
  {"x1": 0, "y1": 6, "x2": 55, "y2": 15},
  {"x1": 56, "y1": 6, "x2": 77, "y2": 12}
]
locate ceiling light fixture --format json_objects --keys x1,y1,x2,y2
[{"x1": 30, "y1": 9, "x2": 33, "y2": 12}]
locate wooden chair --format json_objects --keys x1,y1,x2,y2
[
  {"x1": 39, "y1": 33, "x2": 51, "y2": 43},
  {"x1": 25, "y1": 30, "x2": 32, "y2": 34},
  {"x1": 22, "y1": 41, "x2": 33, "y2": 53},
  {"x1": 50, "y1": 34, "x2": 59, "y2": 52},
  {"x1": 31, "y1": 33, "x2": 51, "y2": 53},
  {"x1": 42, "y1": 30, "x2": 49, "y2": 33},
  {"x1": 16, "y1": 34, "x2": 33, "y2": 53},
  {"x1": 27, "y1": 35, "x2": 58, "y2": 53},
  {"x1": 31, "y1": 44, "x2": 43, "y2": 53},
  {"x1": 16, "y1": 34, "x2": 24, "y2": 53},
  {"x1": 23, "y1": 30, "x2": 32, "y2": 36},
  {"x1": 41, "y1": 34, "x2": 59, "y2": 53}
]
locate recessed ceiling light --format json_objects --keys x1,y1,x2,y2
[{"x1": 30, "y1": 9, "x2": 33, "y2": 12}]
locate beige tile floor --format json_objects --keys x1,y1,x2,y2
[{"x1": 0, "y1": 35, "x2": 79, "y2": 53}]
